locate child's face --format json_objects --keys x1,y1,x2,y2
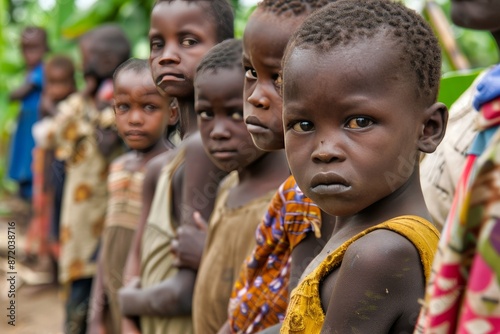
[
  {"x1": 44, "y1": 66, "x2": 75, "y2": 103},
  {"x1": 21, "y1": 32, "x2": 46, "y2": 68},
  {"x1": 242, "y1": 10, "x2": 304, "y2": 151},
  {"x1": 114, "y1": 69, "x2": 177, "y2": 152},
  {"x1": 195, "y1": 67, "x2": 266, "y2": 173},
  {"x1": 283, "y1": 37, "x2": 425, "y2": 217},
  {"x1": 451, "y1": 0, "x2": 500, "y2": 31},
  {"x1": 149, "y1": 0, "x2": 219, "y2": 99}
]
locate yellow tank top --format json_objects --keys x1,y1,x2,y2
[{"x1": 280, "y1": 215, "x2": 439, "y2": 334}]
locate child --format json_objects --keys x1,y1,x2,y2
[
  {"x1": 87, "y1": 58, "x2": 178, "y2": 334},
  {"x1": 26, "y1": 55, "x2": 76, "y2": 282},
  {"x1": 416, "y1": 1, "x2": 500, "y2": 332},
  {"x1": 9, "y1": 26, "x2": 48, "y2": 200},
  {"x1": 118, "y1": 1, "x2": 234, "y2": 333},
  {"x1": 278, "y1": 0, "x2": 446, "y2": 332},
  {"x1": 188, "y1": 39, "x2": 289, "y2": 334},
  {"x1": 34, "y1": 24, "x2": 130, "y2": 334},
  {"x1": 227, "y1": 1, "x2": 338, "y2": 332}
]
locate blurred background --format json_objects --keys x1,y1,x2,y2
[{"x1": 0, "y1": 0, "x2": 499, "y2": 197}]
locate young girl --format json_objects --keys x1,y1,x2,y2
[
  {"x1": 88, "y1": 58, "x2": 178, "y2": 334},
  {"x1": 279, "y1": 0, "x2": 445, "y2": 332}
]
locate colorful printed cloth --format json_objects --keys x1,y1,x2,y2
[
  {"x1": 415, "y1": 65, "x2": 500, "y2": 334},
  {"x1": 228, "y1": 175, "x2": 321, "y2": 333}
]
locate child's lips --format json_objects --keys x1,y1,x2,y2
[
  {"x1": 210, "y1": 149, "x2": 238, "y2": 160},
  {"x1": 156, "y1": 72, "x2": 185, "y2": 86},
  {"x1": 245, "y1": 116, "x2": 269, "y2": 134},
  {"x1": 125, "y1": 130, "x2": 147, "y2": 138},
  {"x1": 310, "y1": 173, "x2": 350, "y2": 195}
]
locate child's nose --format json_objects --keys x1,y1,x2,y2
[
  {"x1": 311, "y1": 138, "x2": 346, "y2": 163},
  {"x1": 129, "y1": 109, "x2": 144, "y2": 124},
  {"x1": 159, "y1": 43, "x2": 181, "y2": 64},
  {"x1": 247, "y1": 83, "x2": 270, "y2": 110},
  {"x1": 210, "y1": 119, "x2": 231, "y2": 140}
]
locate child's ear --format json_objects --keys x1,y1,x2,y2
[
  {"x1": 168, "y1": 98, "x2": 180, "y2": 125},
  {"x1": 418, "y1": 102, "x2": 448, "y2": 154}
]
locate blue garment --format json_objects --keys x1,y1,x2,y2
[{"x1": 8, "y1": 63, "x2": 44, "y2": 198}]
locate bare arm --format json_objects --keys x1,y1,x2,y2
[
  {"x1": 119, "y1": 268, "x2": 195, "y2": 317},
  {"x1": 321, "y1": 230, "x2": 425, "y2": 333},
  {"x1": 10, "y1": 81, "x2": 34, "y2": 101},
  {"x1": 179, "y1": 133, "x2": 227, "y2": 226},
  {"x1": 87, "y1": 256, "x2": 107, "y2": 334}
]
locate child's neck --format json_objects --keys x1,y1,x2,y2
[
  {"x1": 238, "y1": 149, "x2": 289, "y2": 185},
  {"x1": 136, "y1": 138, "x2": 171, "y2": 162},
  {"x1": 177, "y1": 97, "x2": 198, "y2": 139},
  {"x1": 333, "y1": 167, "x2": 430, "y2": 233}
]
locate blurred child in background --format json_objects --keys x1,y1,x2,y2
[
  {"x1": 9, "y1": 26, "x2": 48, "y2": 200},
  {"x1": 88, "y1": 58, "x2": 178, "y2": 334}
]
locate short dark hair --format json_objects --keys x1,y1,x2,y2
[
  {"x1": 46, "y1": 55, "x2": 75, "y2": 78},
  {"x1": 113, "y1": 58, "x2": 149, "y2": 82},
  {"x1": 154, "y1": 0, "x2": 234, "y2": 42},
  {"x1": 84, "y1": 24, "x2": 131, "y2": 66},
  {"x1": 22, "y1": 26, "x2": 48, "y2": 49},
  {"x1": 196, "y1": 39, "x2": 243, "y2": 76},
  {"x1": 258, "y1": 0, "x2": 334, "y2": 17},
  {"x1": 284, "y1": 0, "x2": 442, "y2": 103}
]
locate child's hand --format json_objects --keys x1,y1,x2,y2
[
  {"x1": 171, "y1": 211, "x2": 208, "y2": 270},
  {"x1": 118, "y1": 277, "x2": 141, "y2": 316}
]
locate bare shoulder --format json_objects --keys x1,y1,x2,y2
[
  {"x1": 144, "y1": 149, "x2": 178, "y2": 185},
  {"x1": 343, "y1": 228, "x2": 423, "y2": 279},
  {"x1": 321, "y1": 229, "x2": 425, "y2": 333}
]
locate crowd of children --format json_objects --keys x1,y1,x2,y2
[{"x1": 6, "y1": 0, "x2": 500, "y2": 333}]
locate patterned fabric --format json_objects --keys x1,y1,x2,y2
[
  {"x1": 194, "y1": 171, "x2": 277, "y2": 334},
  {"x1": 420, "y1": 71, "x2": 487, "y2": 231},
  {"x1": 415, "y1": 70, "x2": 500, "y2": 334},
  {"x1": 100, "y1": 156, "x2": 146, "y2": 333},
  {"x1": 36, "y1": 92, "x2": 119, "y2": 284},
  {"x1": 9, "y1": 63, "x2": 44, "y2": 198},
  {"x1": 228, "y1": 175, "x2": 321, "y2": 334},
  {"x1": 280, "y1": 216, "x2": 439, "y2": 334}
]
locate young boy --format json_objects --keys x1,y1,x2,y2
[
  {"x1": 87, "y1": 58, "x2": 178, "y2": 334},
  {"x1": 9, "y1": 26, "x2": 48, "y2": 200},
  {"x1": 34, "y1": 25, "x2": 130, "y2": 334},
  {"x1": 227, "y1": 1, "x2": 338, "y2": 332},
  {"x1": 189, "y1": 38, "x2": 289, "y2": 334},
  {"x1": 278, "y1": 0, "x2": 446, "y2": 332},
  {"x1": 416, "y1": 1, "x2": 500, "y2": 332},
  {"x1": 118, "y1": 1, "x2": 234, "y2": 333},
  {"x1": 26, "y1": 55, "x2": 76, "y2": 282}
]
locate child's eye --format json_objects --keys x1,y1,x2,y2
[
  {"x1": 230, "y1": 110, "x2": 244, "y2": 121},
  {"x1": 114, "y1": 104, "x2": 129, "y2": 115},
  {"x1": 197, "y1": 110, "x2": 214, "y2": 120},
  {"x1": 181, "y1": 38, "x2": 198, "y2": 47},
  {"x1": 273, "y1": 73, "x2": 282, "y2": 87},
  {"x1": 345, "y1": 117, "x2": 373, "y2": 129},
  {"x1": 244, "y1": 67, "x2": 257, "y2": 80},
  {"x1": 144, "y1": 104, "x2": 158, "y2": 113},
  {"x1": 150, "y1": 39, "x2": 163, "y2": 51},
  {"x1": 291, "y1": 121, "x2": 314, "y2": 132}
]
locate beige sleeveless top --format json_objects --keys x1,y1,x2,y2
[{"x1": 140, "y1": 147, "x2": 193, "y2": 334}]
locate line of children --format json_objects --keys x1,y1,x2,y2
[
  {"x1": 187, "y1": 38, "x2": 289, "y2": 334},
  {"x1": 87, "y1": 58, "x2": 178, "y2": 334},
  {"x1": 118, "y1": 1, "x2": 234, "y2": 333},
  {"x1": 34, "y1": 24, "x2": 130, "y2": 334},
  {"x1": 225, "y1": 1, "x2": 340, "y2": 333},
  {"x1": 278, "y1": 0, "x2": 445, "y2": 332}
]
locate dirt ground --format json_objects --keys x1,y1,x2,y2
[{"x1": 0, "y1": 195, "x2": 64, "y2": 334}]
